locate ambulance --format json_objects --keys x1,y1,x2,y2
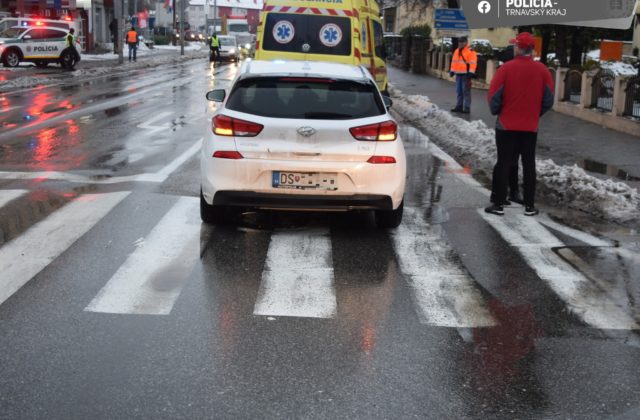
[{"x1": 254, "y1": 0, "x2": 388, "y2": 92}]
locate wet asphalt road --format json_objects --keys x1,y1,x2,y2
[{"x1": 0, "y1": 59, "x2": 639, "y2": 419}]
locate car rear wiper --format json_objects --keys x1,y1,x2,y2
[{"x1": 304, "y1": 112, "x2": 352, "y2": 119}]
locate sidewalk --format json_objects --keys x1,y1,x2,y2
[{"x1": 388, "y1": 66, "x2": 640, "y2": 190}]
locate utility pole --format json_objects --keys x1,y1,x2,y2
[
  {"x1": 180, "y1": 0, "x2": 185, "y2": 55},
  {"x1": 213, "y1": 0, "x2": 217, "y2": 34},
  {"x1": 115, "y1": 0, "x2": 124, "y2": 64},
  {"x1": 204, "y1": 0, "x2": 208, "y2": 36},
  {"x1": 173, "y1": 0, "x2": 177, "y2": 45}
]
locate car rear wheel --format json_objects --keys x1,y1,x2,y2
[
  {"x1": 375, "y1": 199, "x2": 404, "y2": 228},
  {"x1": 200, "y1": 189, "x2": 236, "y2": 225},
  {"x1": 2, "y1": 49, "x2": 21, "y2": 67}
]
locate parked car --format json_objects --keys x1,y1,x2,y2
[
  {"x1": 0, "y1": 25, "x2": 80, "y2": 68},
  {"x1": 201, "y1": 60, "x2": 406, "y2": 227}
]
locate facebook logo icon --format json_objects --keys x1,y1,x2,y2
[{"x1": 478, "y1": 1, "x2": 491, "y2": 14}]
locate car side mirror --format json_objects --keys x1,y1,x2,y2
[
  {"x1": 382, "y1": 95, "x2": 393, "y2": 110},
  {"x1": 206, "y1": 89, "x2": 226, "y2": 102},
  {"x1": 23, "y1": 35, "x2": 32, "y2": 40}
]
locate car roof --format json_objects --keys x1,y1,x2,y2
[
  {"x1": 10, "y1": 25, "x2": 67, "y2": 31},
  {"x1": 242, "y1": 60, "x2": 371, "y2": 82}
]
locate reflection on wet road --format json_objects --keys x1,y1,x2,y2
[{"x1": 0, "y1": 59, "x2": 639, "y2": 419}]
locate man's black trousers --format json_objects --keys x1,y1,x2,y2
[{"x1": 491, "y1": 129, "x2": 537, "y2": 207}]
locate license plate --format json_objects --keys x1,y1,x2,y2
[{"x1": 272, "y1": 171, "x2": 337, "y2": 190}]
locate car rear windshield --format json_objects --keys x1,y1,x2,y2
[
  {"x1": 225, "y1": 77, "x2": 385, "y2": 120},
  {"x1": 219, "y1": 37, "x2": 235, "y2": 46},
  {"x1": 263, "y1": 13, "x2": 351, "y2": 56}
]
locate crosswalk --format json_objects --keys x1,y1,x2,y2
[{"x1": 0, "y1": 188, "x2": 637, "y2": 331}]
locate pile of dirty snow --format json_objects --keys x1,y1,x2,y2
[
  {"x1": 600, "y1": 61, "x2": 637, "y2": 76},
  {"x1": 389, "y1": 85, "x2": 640, "y2": 224}
]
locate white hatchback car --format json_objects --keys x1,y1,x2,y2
[{"x1": 200, "y1": 60, "x2": 406, "y2": 227}]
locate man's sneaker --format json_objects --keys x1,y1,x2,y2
[
  {"x1": 509, "y1": 195, "x2": 525, "y2": 205},
  {"x1": 450, "y1": 107, "x2": 463, "y2": 113},
  {"x1": 524, "y1": 206, "x2": 539, "y2": 216},
  {"x1": 484, "y1": 204, "x2": 504, "y2": 215}
]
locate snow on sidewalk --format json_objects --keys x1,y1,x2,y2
[{"x1": 389, "y1": 85, "x2": 640, "y2": 224}]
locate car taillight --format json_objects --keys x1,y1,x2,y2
[
  {"x1": 212, "y1": 115, "x2": 263, "y2": 137},
  {"x1": 349, "y1": 121, "x2": 397, "y2": 141},
  {"x1": 213, "y1": 151, "x2": 243, "y2": 159},
  {"x1": 367, "y1": 156, "x2": 396, "y2": 164}
]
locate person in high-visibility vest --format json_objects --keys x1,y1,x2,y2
[
  {"x1": 210, "y1": 33, "x2": 220, "y2": 63},
  {"x1": 127, "y1": 26, "x2": 139, "y2": 62},
  {"x1": 449, "y1": 36, "x2": 478, "y2": 114},
  {"x1": 61, "y1": 28, "x2": 80, "y2": 69}
]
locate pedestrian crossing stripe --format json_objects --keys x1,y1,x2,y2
[
  {"x1": 479, "y1": 210, "x2": 639, "y2": 330},
  {"x1": 392, "y1": 207, "x2": 497, "y2": 328},
  {"x1": 0, "y1": 189, "x2": 28, "y2": 208},
  {"x1": 0, "y1": 189, "x2": 638, "y2": 330},
  {"x1": 85, "y1": 197, "x2": 201, "y2": 315},
  {"x1": 254, "y1": 228, "x2": 337, "y2": 319},
  {"x1": 0, "y1": 192, "x2": 130, "y2": 306}
]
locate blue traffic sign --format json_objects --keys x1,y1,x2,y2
[{"x1": 434, "y1": 8, "x2": 469, "y2": 31}]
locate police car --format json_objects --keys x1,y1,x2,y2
[{"x1": 0, "y1": 25, "x2": 79, "y2": 68}]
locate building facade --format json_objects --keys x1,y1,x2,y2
[{"x1": 383, "y1": 0, "x2": 516, "y2": 47}]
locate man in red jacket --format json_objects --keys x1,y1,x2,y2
[{"x1": 485, "y1": 32, "x2": 554, "y2": 216}]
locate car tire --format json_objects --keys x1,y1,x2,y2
[
  {"x1": 2, "y1": 49, "x2": 21, "y2": 67},
  {"x1": 200, "y1": 189, "x2": 235, "y2": 225},
  {"x1": 35, "y1": 60, "x2": 48, "y2": 68},
  {"x1": 375, "y1": 199, "x2": 404, "y2": 229}
]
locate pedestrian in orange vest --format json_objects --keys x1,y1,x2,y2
[
  {"x1": 449, "y1": 36, "x2": 478, "y2": 114},
  {"x1": 127, "y1": 26, "x2": 139, "y2": 62}
]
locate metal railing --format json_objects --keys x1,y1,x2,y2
[
  {"x1": 563, "y1": 69, "x2": 582, "y2": 103},
  {"x1": 624, "y1": 76, "x2": 640, "y2": 118},
  {"x1": 591, "y1": 69, "x2": 615, "y2": 112}
]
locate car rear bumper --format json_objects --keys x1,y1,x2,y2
[{"x1": 212, "y1": 191, "x2": 392, "y2": 211}]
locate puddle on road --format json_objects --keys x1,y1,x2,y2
[
  {"x1": 578, "y1": 159, "x2": 640, "y2": 182},
  {"x1": 556, "y1": 246, "x2": 640, "y2": 322},
  {"x1": 400, "y1": 125, "x2": 450, "y2": 223}
]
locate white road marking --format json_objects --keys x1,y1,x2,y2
[
  {"x1": 254, "y1": 229, "x2": 337, "y2": 319},
  {"x1": 0, "y1": 189, "x2": 27, "y2": 208},
  {"x1": 0, "y1": 73, "x2": 201, "y2": 141},
  {"x1": 85, "y1": 197, "x2": 200, "y2": 315},
  {"x1": 479, "y1": 210, "x2": 639, "y2": 330},
  {"x1": 154, "y1": 138, "x2": 202, "y2": 181},
  {"x1": 0, "y1": 138, "x2": 202, "y2": 184},
  {"x1": 538, "y1": 215, "x2": 613, "y2": 247},
  {"x1": 391, "y1": 207, "x2": 497, "y2": 328},
  {"x1": 0, "y1": 192, "x2": 129, "y2": 306},
  {"x1": 137, "y1": 111, "x2": 172, "y2": 134}
]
